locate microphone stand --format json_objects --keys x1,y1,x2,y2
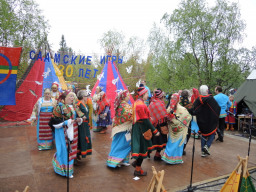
[
  {"x1": 67, "y1": 138, "x2": 71, "y2": 192},
  {"x1": 172, "y1": 114, "x2": 203, "y2": 192},
  {"x1": 248, "y1": 114, "x2": 253, "y2": 157},
  {"x1": 60, "y1": 103, "x2": 71, "y2": 192},
  {"x1": 187, "y1": 129, "x2": 196, "y2": 192}
]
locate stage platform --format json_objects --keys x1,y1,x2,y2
[{"x1": 0, "y1": 124, "x2": 255, "y2": 192}]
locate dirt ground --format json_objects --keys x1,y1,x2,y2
[{"x1": 0, "y1": 123, "x2": 255, "y2": 192}]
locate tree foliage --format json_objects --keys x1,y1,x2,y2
[
  {"x1": 147, "y1": 0, "x2": 255, "y2": 93},
  {"x1": 0, "y1": 0, "x2": 50, "y2": 79}
]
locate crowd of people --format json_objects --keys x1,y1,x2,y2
[{"x1": 29, "y1": 81, "x2": 234, "y2": 178}]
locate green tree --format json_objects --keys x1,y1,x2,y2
[
  {"x1": 0, "y1": 0, "x2": 49, "y2": 79},
  {"x1": 147, "y1": 0, "x2": 253, "y2": 93}
]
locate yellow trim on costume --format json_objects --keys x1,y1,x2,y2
[{"x1": 0, "y1": 69, "x2": 17, "y2": 74}]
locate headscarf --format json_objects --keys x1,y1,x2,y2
[
  {"x1": 114, "y1": 90, "x2": 129, "y2": 112},
  {"x1": 169, "y1": 93, "x2": 180, "y2": 112},
  {"x1": 180, "y1": 90, "x2": 192, "y2": 109},
  {"x1": 58, "y1": 90, "x2": 71, "y2": 102},
  {"x1": 97, "y1": 92, "x2": 110, "y2": 114},
  {"x1": 191, "y1": 88, "x2": 199, "y2": 103},
  {"x1": 148, "y1": 89, "x2": 168, "y2": 127}
]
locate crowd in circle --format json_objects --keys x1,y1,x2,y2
[{"x1": 30, "y1": 81, "x2": 234, "y2": 178}]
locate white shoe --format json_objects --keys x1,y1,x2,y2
[
  {"x1": 201, "y1": 152, "x2": 208, "y2": 157},
  {"x1": 203, "y1": 145, "x2": 210, "y2": 155},
  {"x1": 69, "y1": 175, "x2": 74, "y2": 178},
  {"x1": 120, "y1": 162, "x2": 130, "y2": 166}
]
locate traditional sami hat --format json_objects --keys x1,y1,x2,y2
[
  {"x1": 137, "y1": 87, "x2": 147, "y2": 96},
  {"x1": 155, "y1": 89, "x2": 164, "y2": 98}
]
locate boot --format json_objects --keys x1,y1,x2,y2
[
  {"x1": 230, "y1": 125, "x2": 234, "y2": 131},
  {"x1": 154, "y1": 151, "x2": 162, "y2": 161},
  {"x1": 134, "y1": 166, "x2": 147, "y2": 176},
  {"x1": 131, "y1": 160, "x2": 137, "y2": 168}
]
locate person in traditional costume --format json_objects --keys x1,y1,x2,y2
[
  {"x1": 67, "y1": 84, "x2": 73, "y2": 92},
  {"x1": 85, "y1": 95, "x2": 93, "y2": 130},
  {"x1": 76, "y1": 90, "x2": 92, "y2": 159},
  {"x1": 96, "y1": 92, "x2": 112, "y2": 134},
  {"x1": 191, "y1": 88, "x2": 199, "y2": 104},
  {"x1": 180, "y1": 90, "x2": 192, "y2": 109},
  {"x1": 141, "y1": 80, "x2": 151, "y2": 106},
  {"x1": 106, "y1": 90, "x2": 133, "y2": 168},
  {"x1": 131, "y1": 87, "x2": 160, "y2": 176},
  {"x1": 92, "y1": 86, "x2": 102, "y2": 132},
  {"x1": 189, "y1": 85, "x2": 220, "y2": 157},
  {"x1": 51, "y1": 90, "x2": 85, "y2": 178},
  {"x1": 225, "y1": 95, "x2": 237, "y2": 131},
  {"x1": 190, "y1": 88, "x2": 200, "y2": 139},
  {"x1": 148, "y1": 89, "x2": 169, "y2": 161},
  {"x1": 51, "y1": 82, "x2": 60, "y2": 99},
  {"x1": 30, "y1": 88, "x2": 56, "y2": 150},
  {"x1": 162, "y1": 93, "x2": 192, "y2": 164},
  {"x1": 179, "y1": 90, "x2": 194, "y2": 155}
]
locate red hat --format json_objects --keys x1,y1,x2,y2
[
  {"x1": 58, "y1": 90, "x2": 71, "y2": 101},
  {"x1": 138, "y1": 87, "x2": 147, "y2": 96}
]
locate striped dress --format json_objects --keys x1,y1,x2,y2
[{"x1": 31, "y1": 98, "x2": 56, "y2": 150}]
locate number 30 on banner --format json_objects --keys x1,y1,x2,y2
[{"x1": 57, "y1": 65, "x2": 73, "y2": 77}]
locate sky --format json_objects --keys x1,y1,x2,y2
[{"x1": 35, "y1": 0, "x2": 256, "y2": 57}]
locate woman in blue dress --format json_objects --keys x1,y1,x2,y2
[
  {"x1": 51, "y1": 90, "x2": 85, "y2": 178},
  {"x1": 30, "y1": 88, "x2": 56, "y2": 150},
  {"x1": 162, "y1": 93, "x2": 192, "y2": 164},
  {"x1": 107, "y1": 90, "x2": 132, "y2": 168}
]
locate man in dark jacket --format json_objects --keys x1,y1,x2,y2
[{"x1": 189, "y1": 85, "x2": 221, "y2": 157}]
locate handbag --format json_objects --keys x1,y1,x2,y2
[
  {"x1": 142, "y1": 129, "x2": 152, "y2": 140},
  {"x1": 48, "y1": 117, "x2": 63, "y2": 133},
  {"x1": 160, "y1": 125, "x2": 169, "y2": 135}
]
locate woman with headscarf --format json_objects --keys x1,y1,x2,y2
[
  {"x1": 92, "y1": 86, "x2": 102, "y2": 132},
  {"x1": 96, "y1": 92, "x2": 112, "y2": 134},
  {"x1": 106, "y1": 90, "x2": 133, "y2": 168},
  {"x1": 180, "y1": 90, "x2": 192, "y2": 109},
  {"x1": 131, "y1": 87, "x2": 160, "y2": 176},
  {"x1": 148, "y1": 88, "x2": 169, "y2": 160},
  {"x1": 76, "y1": 90, "x2": 92, "y2": 159},
  {"x1": 191, "y1": 88, "x2": 200, "y2": 104},
  {"x1": 190, "y1": 88, "x2": 200, "y2": 139},
  {"x1": 30, "y1": 88, "x2": 56, "y2": 150},
  {"x1": 51, "y1": 90, "x2": 85, "y2": 178},
  {"x1": 162, "y1": 93, "x2": 192, "y2": 164},
  {"x1": 179, "y1": 90, "x2": 197, "y2": 155}
]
